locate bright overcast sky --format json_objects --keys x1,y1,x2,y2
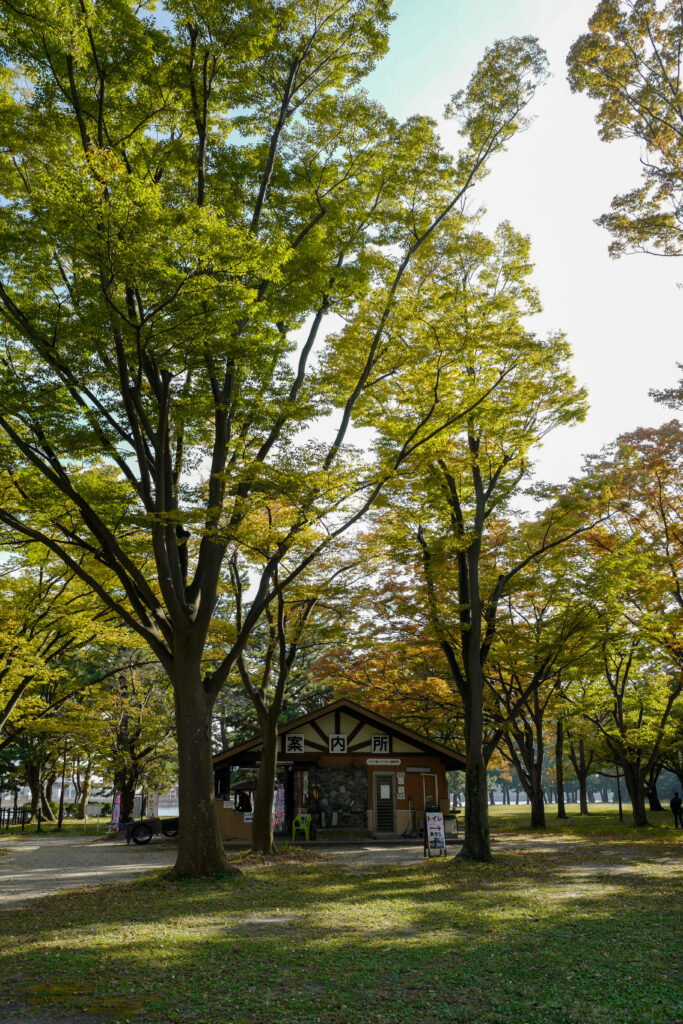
[{"x1": 362, "y1": 0, "x2": 681, "y2": 484}]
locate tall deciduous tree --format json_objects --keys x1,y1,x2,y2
[
  {"x1": 315, "y1": 568, "x2": 463, "y2": 746},
  {"x1": 583, "y1": 421, "x2": 683, "y2": 673},
  {"x1": 562, "y1": 502, "x2": 682, "y2": 826},
  {"x1": 0, "y1": 552, "x2": 126, "y2": 747},
  {"x1": 486, "y1": 570, "x2": 595, "y2": 828},
  {"x1": 328, "y1": 221, "x2": 589, "y2": 860},
  {"x1": 573, "y1": 645, "x2": 680, "y2": 826},
  {"x1": 232, "y1": 542, "x2": 361, "y2": 854},
  {"x1": 568, "y1": 0, "x2": 683, "y2": 257},
  {"x1": 73, "y1": 661, "x2": 176, "y2": 824},
  {"x1": 0, "y1": 0, "x2": 548, "y2": 875}
]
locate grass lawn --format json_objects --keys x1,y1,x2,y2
[
  {"x1": 488, "y1": 801, "x2": 679, "y2": 838},
  {"x1": 0, "y1": 814, "x2": 180, "y2": 841},
  {"x1": 1, "y1": 807, "x2": 681, "y2": 1024},
  {"x1": 1, "y1": 817, "x2": 112, "y2": 840}
]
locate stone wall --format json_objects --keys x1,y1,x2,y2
[{"x1": 308, "y1": 766, "x2": 367, "y2": 829}]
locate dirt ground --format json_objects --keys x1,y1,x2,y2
[
  {"x1": 0, "y1": 833, "x2": 177, "y2": 911},
  {"x1": 0, "y1": 833, "x2": 465, "y2": 911},
  {"x1": 3, "y1": 829, "x2": 667, "y2": 914},
  {"x1": 0, "y1": 831, "x2": 521, "y2": 910}
]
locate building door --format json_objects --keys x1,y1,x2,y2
[
  {"x1": 374, "y1": 774, "x2": 395, "y2": 833},
  {"x1": 422, "y1": 773, "x2": 438, "y2": 810}
]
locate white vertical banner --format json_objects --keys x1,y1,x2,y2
[{"x1": 109, "y1": 791, "x2": 122, "y2": 832}]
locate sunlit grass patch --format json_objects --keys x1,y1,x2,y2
[
  {"x1": 2, "y1": 819, "x2": 680, "y2": 1024},
  {"x1": 2, "y1": 816, "x2": 114, "y2": 840},
  {"x1": 489, "y1": 801, "x2": 679, "y2": 841}
]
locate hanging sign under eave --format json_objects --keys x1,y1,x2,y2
[{"x1": 366, "y1": 758, "x2": 401, "y2": 765}]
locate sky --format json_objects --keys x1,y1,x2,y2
[{"x1": 361, "y1": 0, "x2": 681, "y2": 484}]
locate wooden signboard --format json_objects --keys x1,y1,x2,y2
[{"x1": 424, "y1": 811, "x2": 447, "y2": 857}]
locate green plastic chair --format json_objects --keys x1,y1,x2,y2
[{"x1": 292, "y1": 812, "x2": 311, "y2": 841}]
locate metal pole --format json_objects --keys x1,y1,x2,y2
[
  {"x1": 616, "y1": 764, "x2": 623, "y2": 823},
  {"x1": 57, "y1": 738, "x2": 68, "y2": 831}
]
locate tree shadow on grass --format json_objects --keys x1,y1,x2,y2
[{"x1": 1, "y1": 842, "x2": 681, "y2": 1024}]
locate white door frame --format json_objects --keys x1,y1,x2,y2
[{"x1": 422, "y1": 772, "x2": 438, "y2": 809}]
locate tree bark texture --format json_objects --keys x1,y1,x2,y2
[
  {"x1": 530, "y1": 787, "x2": 546, "y2": 827},
  {"x1": 170, "y1": 644, "x2": 239, "y2": 878},
  {"x1": 252, "y1": 711, "x2": 278, "y2": 854},
  {"x1": 40, "y1": 785, "x2": 56, "y2": 821},
  {"x1": 78, "y1": 763, "x2": 92, "y2": 819},
  {"x1": 578, "y1": 739, "x2": 589, "y2": 815},
  {"x1": 504, "y1": 722, "x2": 546, "y2": 828},
  {"x1": 645, "y1": 771, "x2": 664, "y2": 811},
  {"x1": 114, "y1": 768, "x2": 138, "y2": 824},
  {"x1": 457, "y1": 696, "x2": 491, "y2": 862},
  {"x1": 44, "y1": 775, "x2": 56, "y2": 805},
  {"x1": 25, "y1": 763, "x2": 40, "y2": 818},
  {"x1": 622, "y1": 762, "x2": 649, "y2": 827}
]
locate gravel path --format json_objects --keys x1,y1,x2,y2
[
  {"x1": 1, "y1": 830, "x2": 679, "y2": 912},
  {"x1": 0, "y1": 834, "x2": 176, "y2": 911},
  {"x1": 0, "y1": 834, "x2": 461, "y2": 909}
]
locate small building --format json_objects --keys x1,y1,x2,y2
[{"x1": 213, "y1": 698, "x2": 466, "y2": 840}]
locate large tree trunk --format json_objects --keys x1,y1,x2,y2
[
  {"x1": 171, "y1": 646, "x2": 238, "y2": 878},
  {"x1": 645, "y1": 770, "x2": 664, "y2": 811},
  {"x1": 455, "y1": 526, "x2": 492, "y2": 863},
  {"x1": 44, "y1": 773, "x2": 56, "y2": 805},
  {"x1": 40, "y1": 785, "x2": 56, "y2": 821},
  {"x1": 25, "y1": 763, "x2": 41, "y2": 818},
  {"x1": 530, "y1": 698, "x2": 546, "y2": 827},
  {"x1": 78, "y1": 761, "x2": 92, "y2": 819},
  {"x1": 578, "y1": 739, "x2": 589, "y2": 815},
  {"x1": 252, "y1": 710, "x2": 278, "y2": 854},
  {"x1": 530, "y1": 786, "x2": 546, "y2": 827},
  {"x1": 504, "y1": 726, "x2": 546, "y2": 828},
  {"x1": 621, "y1": 761, "x2": 648, "y2": 827},
  {"x1": 512, "y1": 762, "x2": 545, "y2": 828},
  {"x1": 457, "y1": 692, "x2": 491, "y2": 862},
  {"x1": 115, "y1": 768, "x2": 138, "y2": 824},
  {"x1": 516, "y1": 761, "x2": 546, "y2": 827},
  {"x1": 555, "y1": 719, "x2": 567, "y2": 819}
]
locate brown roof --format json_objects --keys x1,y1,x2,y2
[{"x1": 213, "y1": 697, "x2": 466, "y2": 769}]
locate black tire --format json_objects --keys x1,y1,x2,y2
[
  {"x1": 131, "y1": 823, "x2": 153, "y2": 845},
  {"x1": 161, "y1": 818, "x2": 179, "y2": 838}
]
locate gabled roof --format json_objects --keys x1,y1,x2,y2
[{"x1": 213, "y1": 697, "x2": 466, "y2": 769}]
